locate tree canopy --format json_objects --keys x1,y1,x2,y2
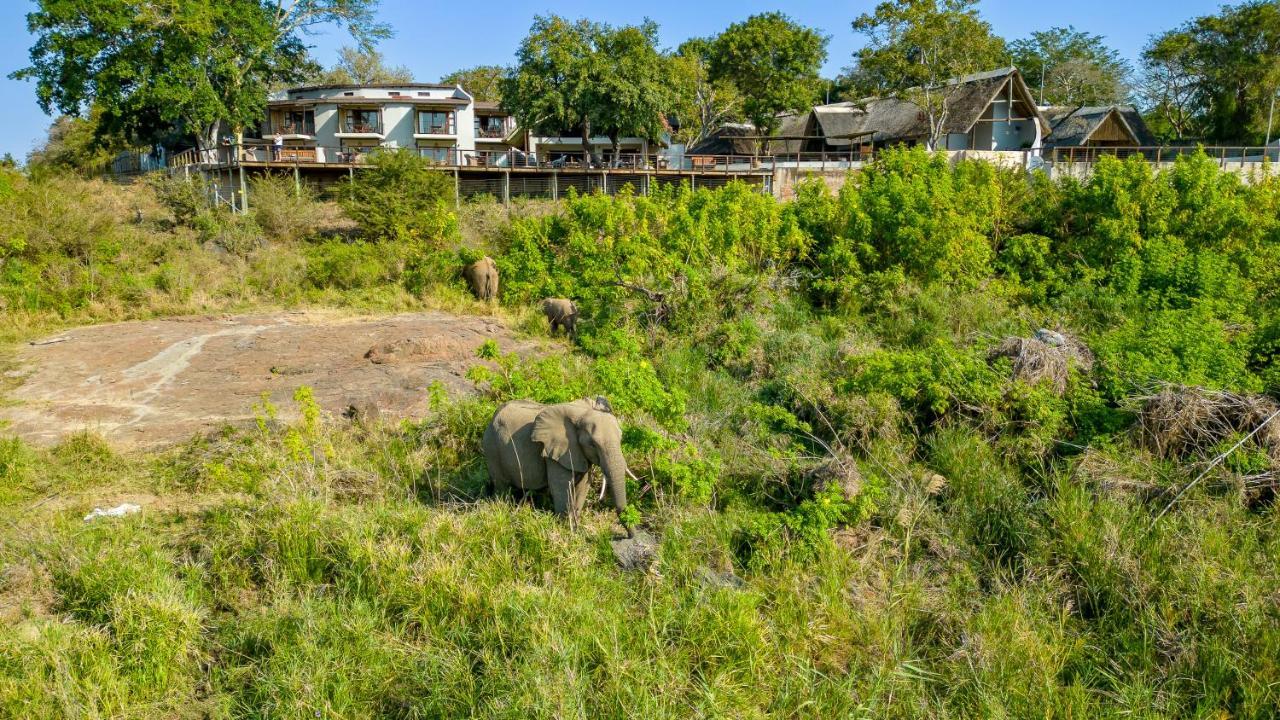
[
  {"x1": 502, "y1": 16, "x2": 671, "y2": 165},
  {"x1": 851, "y1": 0, "x2": 1007, "y2": 149},
  {"x1": 13, "y1": 0, "x2": 389, "y2": 149},
  {"x1": 667, "y1": 40, "x2": 741, "y2": 147},
  {"x1": 705, "y1": 13, "x2": 827, "y2": 135},
  {"x1": 441, "y1": 66, "x2": 507, "y2": 103},
  {"x1": 1010, "y1": 26, "x2": 1131, "y2": 106},
  {"x1": 310, "y1": 46, "x2": 413, "y2": 86},
  {"x1": 1141, "y1": 0, "x2": 1280, "y2": 143}
]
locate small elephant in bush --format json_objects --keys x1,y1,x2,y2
[
  {"x1": 542, "y1": 298, "x2": 578, "y2": 338},
  {"x1": 482, "y1": 396, "x2": 632, "y2": 535},
  {"x1": 463, "y1": 256, "x2": 499, "y2": 301}
]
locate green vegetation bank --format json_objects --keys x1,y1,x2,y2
[{"x1": 1, "y1": 148, "x2": 1279, "y2": 717}]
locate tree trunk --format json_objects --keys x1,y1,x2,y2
[
  {"x1": 581, "y1": 117, "x2": 599, "y2": 167},
  {"x1": 196, "y1": 120, "x2": 222, "y2": 159}
]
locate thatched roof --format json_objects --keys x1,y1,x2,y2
[
  {"x1": 686, "y1": 123, "x2": 761, "y2": 155},
  {"x1": 777, "y1": 67, "x2": 1048, "y2": 149},
  {"x1": 1044, "y1": 105, "x2": 1155, "y2": 147}
]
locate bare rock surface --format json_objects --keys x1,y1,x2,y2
[
  {"x1": 1, "y1": 310, "x2": 530, "y2": 448},
  {"x1": 610, "y1": 528, "x2": 659, "y2": 572}
]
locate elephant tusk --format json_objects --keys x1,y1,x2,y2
[{"x1": 605, "y1": 468, "x2": 641, "y2": 501}]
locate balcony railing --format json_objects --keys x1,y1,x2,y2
[
  {"x1": 268, "y1": 121, "x2": 315, "y2": 136},
  {"x1": 175, "y1": 143, "x2": 791, "y2": 172},
  {"x1": 476, "y1": 125, "x2": 509, "y2": 139},
  {"x1": 341, "y1": 120, "x2": 382, "y2": 134},
  {"x1": 417, "y1": 123, "x2": 455, "y2": 135}
]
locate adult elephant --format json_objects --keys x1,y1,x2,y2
[
  {"x1": 463, "y1": 256, "x2": 499, "y2": 301},
  {"x1": 482, "y1": 396, "x2": 631, "y2": 535}
]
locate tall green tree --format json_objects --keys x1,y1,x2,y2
[
  {"x1": 1141, "y1": 1, "x2": 1280, "y2": 143},
  {"x1": 851, "y1": 0, "x2": 1007, "y2": 149},
  {"x1": 311, "y1": 46, "x2": 413, "y2": 85},
  {"x1": 1010, "y1": 26, "x2": 1131, "y2": 105},
  {"x1": 668, "y1": 39, "x2": 741, "y2": 146},
  {"x1": 594, "y1": 22, "x2": 673, "y2": 161},
  {"x1": 707, "y1": 13, "x2": 828, "y2": 136},
  {"x1": 13, "y1": 0, "x2": 389, "y2": 150},
  {"x1": 502, "y1": 16, "x2": 670, "y2": 166},
  {"x1": 441, "y1": 66, "x2": 507, "y2": 103},
  {"x1": 1140, "y1": 32, "x2": 1207, "y2": 141}
]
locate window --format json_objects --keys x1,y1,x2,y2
[
  {"x1": 343, "y1": 110, "x2": 380, "y2": 133},
  {"x1": 475, "y1": 115, "x2": 507, "y2": 138},
  {"x1": 277, "y1": 109, "x2": 314, "y2": 135},
  {"x1": 418, "y1": 146, "x2": 453, "y2": 163},
  {"x1": 417, "y1": 110, "x2": 455, "y2": 134}
]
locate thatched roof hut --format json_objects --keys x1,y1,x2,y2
[
  {"x1": 776, "y1": 67, "x2": 1049, "y2": 153},
  {"x1": 686, "y1": 123, "x2": 762, "y2": 156},
  {"x1": 1043, "y1": 105, "x2": 1155, "y2": 148}
]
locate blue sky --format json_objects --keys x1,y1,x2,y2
[{"x1": 0, "y1": 0, "x2": 1225, "y2": 161}]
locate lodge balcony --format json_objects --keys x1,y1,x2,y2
[
  {"x1": 264, "y1": 121, "x2": 315, "y2": 139},
  {"x1": 334, "y1": 119, "x2": 383, "y2": 139}
]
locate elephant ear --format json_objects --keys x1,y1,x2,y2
[{"x1": 532, "y1": 406, "x2": 591, "y2": 473}]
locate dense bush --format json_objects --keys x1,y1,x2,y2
[{"x1": 340, "y1": 149, "x2": 458, "y2": 246}]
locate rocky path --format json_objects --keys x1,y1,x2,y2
[{"x1": 0, "y1": 310, "x2": 533, "y2": 448}]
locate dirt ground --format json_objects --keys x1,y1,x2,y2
[{"x1": 0, "y1": 310, "x2": 535, "y2": 449}]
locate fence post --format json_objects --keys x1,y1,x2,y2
[
  {"x1": 503, "y1": 170, "x2": 510, "y2": 206},
  {"x1": 552, "y1": 172, "x2": 558, "y2": 202},
  {"x1": 600, "y1": 171, "x2": 607, "y2": 195},
  {"x1": 293, "y1": 163, "x2": 301, "y2": 199},
  {"x1": 454, "y1": 167, "x2": 460, "y2": 208}
]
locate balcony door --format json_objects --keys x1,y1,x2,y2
[
  {"x1": 475, "y1": 116, "x2": 507, "y2": 138},
  {"x1": 417, "y1": 110, "x2": 455, "y2": 135},
  {"x1": 280, "y1": 110, "x2": 314, "y2": 135},
  {"x1": 344, "y1": 109, "x2": 380, "y2": 134}
]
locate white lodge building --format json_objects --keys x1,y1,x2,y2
[
  {"x1": 259, "y1": 83, "x2": 661, "y2": 167},
  {"x1": 262, "y1": 83, "x2": 500, "y2": 164}
]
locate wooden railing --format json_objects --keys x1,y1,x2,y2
[
  {"x1": 162, "y1": 142, "x2": 1280, "y2": 177},
  {"x1": 1046, "y1": 145, "x2": 1279, "y2": 166}
]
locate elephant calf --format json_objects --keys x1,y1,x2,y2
[
  {"x1": 463, "y1": 256, "x2": 499, "y2": 301},
  {"x1": 482, "y1": 396, "x2": 631, "y2": 535},
  {"x1": 542, "y1": 298, "x2": 578, "y2": 338}
]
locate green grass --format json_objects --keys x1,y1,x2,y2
[{"x1": 1, "y1": 394, "x2": 1276, "y2": 718}]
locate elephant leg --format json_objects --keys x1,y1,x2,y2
[
  {"x1": 546, "y1": 461, "x2": 574, "y2": 517},
  {"x1": 572, "y1": 474, "x2": 591, "y2": 515},
  {"x1": 486, "y1": 451, "x2": 510, "y2": 497}
]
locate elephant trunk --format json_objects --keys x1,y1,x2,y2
[{"x1": 600, "y1": 446, "x2": 631, "y2": 537}]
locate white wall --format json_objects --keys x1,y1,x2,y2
[{"x1": 269, "y1": 84, "x2": 478, "y2": 160}]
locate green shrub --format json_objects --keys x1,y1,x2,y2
[
  {"x1": 146, "y1": 172, "x2": 208, "y2": 225},
  {"x1": 249, "y1": 172, "x2": 322, "y2": 243},
  {"x1": 340, "y1": 149, "x2": 458, "y2": 246}
]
